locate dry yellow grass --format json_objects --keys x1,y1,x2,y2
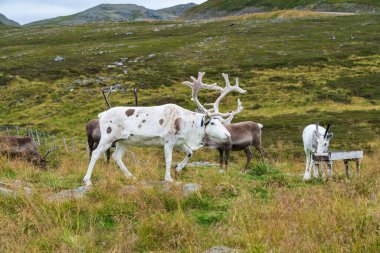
[
  {"x1": 0, "y1": 140, "x2": 379, "y2": 252},
  {"x1": 221, "y1": 10, "x2": 355, "y2": 22}
]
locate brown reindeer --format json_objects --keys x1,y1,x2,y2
[
  {"x1": 0, "y1": 136, "x2": 54, "y2": 169},
  {"x1": 86, "y1": 88, "x2": 138, "y2": 162},
  {"x1": 204, "y1": 74, "x2": 264, "y2": 173},
  {"x1": 206, "y1": 122, "x2": 264, "y2": 173}
]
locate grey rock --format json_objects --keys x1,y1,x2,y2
[
  {"x1": 47, "y1": 186, "x2": 92, "y2": 201},
  {"x1": 182, "y1": 183, "x2": 201, "y2": 196},
  {"x1": 0, "y1": 181, "x2": 33, "y2": 197},
  {"x1": 187, "y1": 161, "x2": 219, "y2": 167},
  {"x1": 204, "y1": 246, "x2": 239, "y2": 253},
  {"x1": 147, "y1": 54, "x2": 156, "y2": 59},
  {"x1": 54, "y1": 56, "x2": 65, "y2": 62}
]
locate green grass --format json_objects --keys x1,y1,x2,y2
[
  {"x1": 0, "y1": 12, "x2": 379, "y2": 252},
  {"x1": 0, "y1": 14, "x2": 379, "y2": 152},
  {"x1": 183, "y1": 0, "x2": 380, "y2": 19}
]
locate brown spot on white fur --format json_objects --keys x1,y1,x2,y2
[
  {"x1": 142, "y1": 119, "x2": 146, "y2": 123},
  {"x1": 107, "y1": 127, "x2": 112, "y2": 134},
  {"x1": 126, "y1": 109, "x2": 135, "y2": 117},
  {"x1": 159, "y1": 119, "x2": 164, "y2": 125},
  {"x1": 174, "y1": 117, "x2": 181, "y2": 135}
]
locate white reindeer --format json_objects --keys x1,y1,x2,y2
[
  {"x1": 302, "y1": 123, "x2": 333, "y2": 180},
  {"x1": 83, "y1": 72, "x2": 246, "y2": 186}
]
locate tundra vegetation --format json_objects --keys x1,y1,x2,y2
[{"x1": 0, "y1": 11, "x2": 379, "y2": 252}]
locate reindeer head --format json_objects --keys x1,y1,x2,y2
[
  {"x1": 314, "y1": 123, "x2": 333, "y2": 153},
  {"x1": 37, "y1": 147, "x2": 56, "y2": 169},
  {"x1": 183, "y1": 72, "x2": 246, "y2": 143},
  {"x1": 203, "y1": 116, "x2": 231, "y2": 142}
]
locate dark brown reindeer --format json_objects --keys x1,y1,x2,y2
[
  {"x1": 204, "y1": 74, "x2": 264, "y2": 173},
  {"x1": 86, "y1": 87, "x2": 138, "y2": 162},
  {"x1": 0, "y1": 136, "x2": 55, "y2": 169}
]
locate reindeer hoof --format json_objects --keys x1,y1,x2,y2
[
  {"x1": 83, "y1": 179, "x2": 92, "y2": 186},
  {"x1": 127, "y1": 176, "x2": 137, "y2": 181},
  {"x1": 302, "y1": 175, "x2": 311, "y2": 181},
  {"x1": 219, "y1": 169, "x2": 225, "y2": 174},
  {"x1": 165, "y1": 177, "x2": 174, "y2": 182},
  {"x1": 175, "y1": 166, "x2": 182, "y2": 173}
]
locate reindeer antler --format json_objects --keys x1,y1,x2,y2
[
  {"x1": 224, "y1": 99, "x2": 243, "y2": 125},
  {"x1": 183, "y1": 72, "x2": 246, "y2": 119},
  {"x1": 102, "y1": 88, "x2": 112, "y2": 109},
  {"x1": 43, "y1": 147, "x2": 56, "y2": 160},
  {"x1": 207, "y1": 73, "x2": 246, "y2": 120},
  {"x1": 324, "y1": 123, "x2": 331, "y2": 138},
  {"x1": 182, "y1": 72, "x2": 221, "y2": 113},
  {"x1": 133, "y1": 88, "x2": 138, "y2": 106},
  {"x1": 102, "y1": 85, "x2": 120, "y2": 109}
]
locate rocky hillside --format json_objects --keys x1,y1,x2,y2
[
  {"x1": 182, "y1": 0, "x2": 379, "y2": 19},
  {"x1": 156, "y1": 3, "x2": 197, "y2": 18},
  {"x1": 27, "y1": 3, "x2": 196, "y2": 26},
  {"x1": 0, "y1": 13, "x2": 20, "y2": 26}
]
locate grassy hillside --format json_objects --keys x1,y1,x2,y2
[
  {"x1": 0, "y1": 13, "x2": 20, "y2": 26},
  {"x1": 182, "y1": 0, "x2": 379, "y2": 19},
  {"x1": 26, "y1": 3, "x2": 196, "y2": 26},
  {"x1": 0, "y1": 12, "x2": 379, "y2": 252},
  {"x1": 1, "y1": 12, "x2": 379, "y2": 151}
]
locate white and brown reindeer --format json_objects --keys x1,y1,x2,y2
[
  {"x1": 203, "y1": 73, "x2": 264, "y2": 173},
  {"x1": 82, "y1": 72, "x2": 246, "y2": 186},
  {"x1": 302, "y1": 123, "x2": 333, "y2": 180}
]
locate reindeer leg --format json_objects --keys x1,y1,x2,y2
[
  {"x1": 176, "y1": 144, "x2": 192, "y2": 173},
  {"x1": 164, "y1": 142, "x2": 175, "y2": 182},
  {"x1": 242, "y1": 147, "x2": 252, "y2": 173},
  {"x1": 321, "y1": 163, "x2": 326, "y2": 179},
  {"x1": 313, "y1": 159, "x2": 319, "y2": 178},
  {"x1": 88, "y1": 138, "x2": 94, "y2": 159},
  {"x1": 225, "y1": 146, "x2": 231, "y2": 171},
  {"x1": 253, "y1": 142, "x2": 265, "y2": 161},
  {"x1": 303, "y1": 152, "x2": 312, "y2": 181},
  {"x1": 218, "y1": 148, "x2": 225, "y2": 173},
  {"x1": 112, "y1": 141, "x2": 134, "y2": 179},
  {"x1": 83, "y1": 140, "x2": 112, "y2": 186},
  {"x1": 106, "y1": 148, "x2": 111, "y2": 164}
]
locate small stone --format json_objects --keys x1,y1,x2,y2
[
  {"x1": 203, "y1": 246, "x2": 239, "y2": 253},
  {"x1": 147, "y1": 54, "x2": 156, "y2": 59},
  {"x1": 182, "y1": 183, "x2": 201, "y2": 196},
  {"x1": 47, "y1": 186, "x2": 92, "y2": 201},
  {"x1": 54, "y1": 56, "x2": 64, "y2": 62}
]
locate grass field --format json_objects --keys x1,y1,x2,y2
[{"x1": 0, "y1": 11, "x2": 379, "y2": 252}]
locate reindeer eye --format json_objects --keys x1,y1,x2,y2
[{"x1": 211, "y1": 122, "x2": 215, "y2": 126}]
